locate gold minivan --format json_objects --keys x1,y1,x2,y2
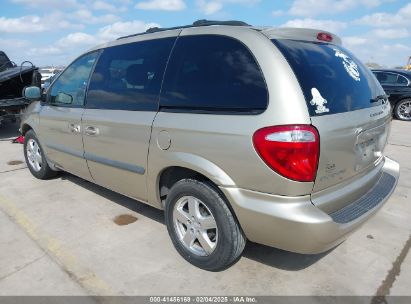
[{"x1": 21, "y1": 20, "x2": 399, "y2": 271}]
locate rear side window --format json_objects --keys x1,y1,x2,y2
[
  {"x1": 86, "y1": 37, "x2": 176, "y2": 111},
  {"x1": 398, "y1": 74, "x2": 409, "y2": 85},
  {"x1": 160, "y1": 35, "x2": 268, "y2": 114},
  {"x1": 374, "y1": 72, "x2": 409, "y2": 86},
  {"x1": 273, "y1": 39, "x2": 384, "y2": 116}
]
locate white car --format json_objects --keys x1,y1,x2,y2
[{"x1": 39, "y1": 68, "x2": 58, "y2": 88}]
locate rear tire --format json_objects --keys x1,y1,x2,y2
[
  {"x1": 394, "y1": 99, "x2": 411, "y2": 121},
  {"x1": 165, "y1": 178, "x2": 246, "y2": 271},
  {"x1": 24, "y1": 130, "x2": 58, "y2": 179}
]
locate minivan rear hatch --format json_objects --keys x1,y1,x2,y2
[{"x1": 272, "y1": 38, "x2": 391, "y2": 194}]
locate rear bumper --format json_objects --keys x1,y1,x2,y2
[{"x1": 220, "y1": 157, "x2": 400, "y2": 254}]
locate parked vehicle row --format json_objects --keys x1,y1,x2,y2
[
  {"x1": 41, "y1": 72, "x2": 60, "y2": 93},
  {"x1": 39, "y1": 68, "x2": 62, "y2": 83},
  {"x1": 21, "y1": 20, "x2": 399, "y2": 271}
]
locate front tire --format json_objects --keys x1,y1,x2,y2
[
  {"x1": 165, "y1": 179, "x2": 246, "y2": 271},
  {"x1": 24, "y1": 130, "x2": 57, "y2": 179},
  {"x1": 394, "y1": 99, "x2": 411, "y2": 121}
]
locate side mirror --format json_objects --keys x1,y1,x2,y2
[
  {"x1": 55, "y1": 92, "x2": 73, "y2": 104},
  {"x1": 23, "y1": 86, "x2": 41, "y2": 101}
]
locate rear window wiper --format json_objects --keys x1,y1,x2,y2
[{"x1": 370, "y1": 94, "x2": 389, "y2": 103}]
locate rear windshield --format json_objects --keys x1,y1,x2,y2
[{"x1": 273, "y1": 39, "x2": 384, "y2": 116}]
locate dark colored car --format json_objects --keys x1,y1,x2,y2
[
  {"x1": 0, "y1": 50, "x2": 41, "y2": 125},
  {"x1": 372, "y1": 69, "x2": 411, "y2": 121}
]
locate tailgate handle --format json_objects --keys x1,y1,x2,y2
[{"x1": 84, "y1": 126, "x2": 100, "y2": 136}]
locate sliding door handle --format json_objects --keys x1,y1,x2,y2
[{"x1": 84, "y1": 126, "x2": 100, "y2": 136}]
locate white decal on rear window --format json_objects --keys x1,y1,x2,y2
[
  {"x1": 334, "y1": 48, "x2": 360, "y2": 81},
  {"x1": 310, "y1": 88, "x2": 330, "y2": 114}
]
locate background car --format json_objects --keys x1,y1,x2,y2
[
  {"x1": 39, "y1": 68, "x2": 63, "y2": 90},
  {"x1": 372, "y1": 69, "x2": 411, "y2": 121},
  {"x1": 41, "y1": 72, "x2": 60, "y2": 93}
]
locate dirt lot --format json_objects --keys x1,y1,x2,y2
[{"x1": 0, "y1": 120, "x2": 410, "y2": 296}]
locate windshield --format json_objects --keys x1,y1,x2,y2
[
  {"x1": 273, "y1": 39, "x2": 385, "y2": 116},
  {"x1": 0, "y1": 51, "x2": 13, "y2": 72}
]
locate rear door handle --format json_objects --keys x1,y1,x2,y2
[{"x1": 84, "y1": 126, "x2": 100, "y2": 136}]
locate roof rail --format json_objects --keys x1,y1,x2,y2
[
  {"x1": 192, "y1": 20, "x2": 249, "y2": 27},
  {"x1": 117, "y1": 19, "x2": 250, "y2": 40}
]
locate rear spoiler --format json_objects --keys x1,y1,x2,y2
[{"x1": 261, "y1": 27, "x2": 342, "y2": 46}]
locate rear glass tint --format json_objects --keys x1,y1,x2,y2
[
  {"x1": 161, "y1": 35, "x2": 268, "y2": 114},
  {"x1": 273, "y1": 39, "x2": 384, "y2": 116}
]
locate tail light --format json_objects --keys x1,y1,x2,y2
[
  {"x1": 317, "y1": 32, "x2": 333, "y2": 42},
  {"x1": 253, "y1": 125, "x2": 320, "y2": 182}
]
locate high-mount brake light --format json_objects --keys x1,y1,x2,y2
[
  {"x1": 253, "y1": 125, "x2": 320, "y2": 182},
  {"x1": 317, "y1": 32, "x2": 333, "y2": 42}
]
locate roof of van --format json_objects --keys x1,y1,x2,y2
[{"x1": 89, "y1": 20, "x2": 342, "y2": 52}]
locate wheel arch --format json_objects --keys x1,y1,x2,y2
[
  {"x1": 21, "y1": 123, "x2": 33, "y2": 135},
  {"x1": 156, "y1": 164, "x2": 234, "y2": 204},
  {"x1": 158, "y1": 166, "x2": 208, "y2": 205},
  {"x1": 396, "y1": 96, "x2": 411, "y2": 102},
  {"x1": 156, "y1": 165, "x2": 244, "y2": 236},
  {"x1": 148, "y1": 152, "x2": 236, "y2": 207}
]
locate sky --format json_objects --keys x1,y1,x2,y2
[{"x1": 0, "y1": 0, "x2": 410, "y2": 68}]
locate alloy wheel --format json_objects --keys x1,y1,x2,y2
[
  {"x1": 173, "y1": 196, "x2": 218, "y2": 256},
  {"x1": 26, "y1": 138, "x2": 43, "y2": 172},
  {"x1": 398, "y1": 100, "x2": 411, "y2": 121}
]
